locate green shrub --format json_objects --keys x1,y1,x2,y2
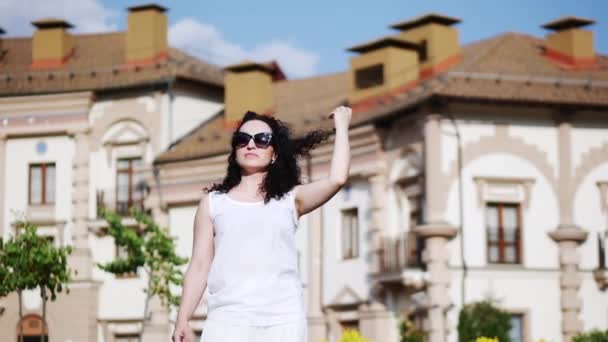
[
  {"x1": 399, "y1": 318, "x2": 424, "y2": 342},
  {"x1": 476, "y1": 338, "x2": 499, "y2": 342},
  {"x1": 573, "y1": 329, "x2": 608, "y2": 342},
  {"x1": 457, "y1": 301, "x2": 512, "y2": 342},
  {"x1": 338, "y1": 329, "x2": 371, "y2": 342},
  {"x1": 319, "y1": 329, "x2": 372, "y2": 342}
]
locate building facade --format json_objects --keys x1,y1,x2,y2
[
  {"x1": 0, "y1": 4, "x2": 224, "y2": 342},
  {"x1": 1, "y1": 4, "x2": 607, "y2": 342}
]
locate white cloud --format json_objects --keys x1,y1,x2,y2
[
  {"x1": 0, "y1": 0, "x2": 117, "y2": 36},
  {"x1": 0, "y1": 2, "x2": 319, "y2": 78},
  {"x1": 169, "y1": 18, "x2": 320, "y2": 79}
]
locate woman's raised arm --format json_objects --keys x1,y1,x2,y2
[{"x1": 293, "y1": 106, "x2": 352, "y2": 217}]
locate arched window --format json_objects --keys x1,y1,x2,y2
[
  {"x1": 17, "y1": 314, "x2": 49, "y2": 342},
  {"x1": 98, "y1": 120, "x2": 150, "y2": 217}
]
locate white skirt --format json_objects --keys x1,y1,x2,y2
[{"x1": 200, "y1": 318, "x2": 307, "y2": 342}]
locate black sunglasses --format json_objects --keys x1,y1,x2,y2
[{"x1": 232, "y1": 131, "x2": 273, "y2": 149}]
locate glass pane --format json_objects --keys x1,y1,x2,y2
[
  {"x1": 342, "y1": 217, "x2": 351, "y2": 259},
  {"x1": 117, "y1": 173, "x2": 129, "y2": 201},
  {"x1": 489, "y1": 245, "x2": 499, "y2": 263},
  {"x1": 486, "y1": 205, "x2": 498, "y2": 230},
  {"x1": 503, "y1": 205, "x2": 518, "y2": 227},
  {"x1": 30, "y1": 166, "x2": 42, "y2": 204},
  {"x1": 116, "y1": 159, "x2": 131, "y2": 169},
  {"x1": 509, "y1": 315, "x2": 523, "y2": 342},
  {"x1": 488, "y1": 228, "x2": 499, "y2": 242},
  {"x1": 505, "y1": 245, "x2": 518, "y2": 263},
  {"x1": 46, "y1": 164, "x2": 56, "y2": 204},
  {"x1": 504, "y1": 228, "x2": 518, "y2": 242},
  {"x1": 342, "y1": 209, "x2": 358, "y2": 259}
]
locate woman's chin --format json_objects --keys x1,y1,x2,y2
[{"x1": 239, "y1": 163, "x2": 270, "y2": 173}]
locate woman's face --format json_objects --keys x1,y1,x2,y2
[{"x1": 234, "y1": 120, "x2": 276, "y2": 173}]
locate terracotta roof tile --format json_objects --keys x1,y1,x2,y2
[
  {"x1": 0, "y1": 32, "x2": 223, "y2": 95},
  {"x1": 156, "y1": 32, "x2": 608, "y2": 163}
]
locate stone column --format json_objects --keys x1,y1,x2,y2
[
  {"x1": 69, "y1": 127, "x2": 93, "y2": 280},
  {"x1": 415, "y1": 114, "x2": 457, "y2": 342},
  {"x1": 0, "y1": 133, "x2": 6, "y2": 238},
  {"x1": 549, "y1": 114, "x2": 588, "y2": 342},
  {"x1": 423, "y1": 114, "x2": 445, "y2": 224},
  {"x1": 415, "y1": 225, "x2": 456, "y2": 342},
  {"x1": 67, "y1": 127, "x2": 99, "y2": 342},
  {"x1": 307, "y1": 206, "x2": 327, "y2": 342},
  {"x1": 368, "y1": 173, "x2": 387, "y2": 274}
]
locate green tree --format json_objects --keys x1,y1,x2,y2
[
  {"x1": 97, "y1": 208, "x2": 188, "y2": 337},
  {"x1": 0, "y1": 221, "x2": 73, "y2": 342},
  {"x1": 573, "y1": 329, "x2": 608, "y2": 342},
  {"x1": 458, "y1": 300, "x2": 512, "y2": 342}
]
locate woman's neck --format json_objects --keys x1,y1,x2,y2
[{"x1": 237, "y1": 171, "x2": 266, "y2": 195}]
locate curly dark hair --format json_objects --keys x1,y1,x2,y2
[{"x1": 204, "y1": 111, "x2": 331, "y2": 203}]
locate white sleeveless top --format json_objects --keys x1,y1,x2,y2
[{"x1": 205, "y1": 189, "x2": 305, "y2": 326}]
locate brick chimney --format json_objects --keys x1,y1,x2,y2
[
  {"x1": 126, "y1": 4, "x2": 169, "y2": 66},
  {"x1": 223, "y1": 61, "x2": 285, "y2": 128},
  {"x1": 390, "y1": 13, "x2": 462, "y2": 80},
  {"x1": 346, "y1": 36, "x2": 420, "y2": 110},
  {"x1": 31, "y1": 18, "x2": 74, "y2": 69},
  {"x1": 542, "y1": 16, "x2": 596, "y2": 69}
]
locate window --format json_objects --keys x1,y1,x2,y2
[
  {"x1": 17, "y1": 314, "x2": 48, "y2": 342},
  {"x1": 509, "y1": 313, "x2": 524, "y2": 342},
  {"x1": 407, "y1": 192, "x2": 424, "y2": 267},
  {"x1": 116, "y1": 158, "x2": 144, "y2": 216},
  {"x1": 418, "y1": 40, "x2": 428, "y2": 63},
  {"x1": 114, "y1": 334, "x2": 140, "y2": 342},
  {"x1": 29, "y1": 163, "x2": 55, "y2": 205},
  {"x1": 341, "y1": 208, "x2": 359, "y2": 260},
  {"x1": 355, "y1": 64, "x2": 384, "y2": 89},
  {"x1": 486, "y1": 203, "x2": 522, "y2": 264}
]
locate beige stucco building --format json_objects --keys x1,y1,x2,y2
[{"x1": 1, "y1": 4, "x2": 607, "y2": 342}]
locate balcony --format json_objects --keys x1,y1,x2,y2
[
  {"x1": 26, "y1": 204, "x2": 56, "y2": 224},
  {"x1": 374, "y1": 231, "x2": 426, "y2": 289},
  {"x1": 96, "y1": 184, "x2": 147, "y2": 218}
]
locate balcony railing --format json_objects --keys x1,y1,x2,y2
[
  {"x1": 96, "y1": 185, "x2": 147, "y2": 218},
  {"x1": 378, "y1": 231, "x2": 425, "y2": 273}
]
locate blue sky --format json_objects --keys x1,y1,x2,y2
[{"x1": 1, "y1": 0, "x2": 607, "y2": 78}]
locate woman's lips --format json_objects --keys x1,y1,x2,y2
[{"x1": 245, "y1": 153, "x2": 258, "y2": 158}]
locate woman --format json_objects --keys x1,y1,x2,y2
[{"x1": 172, "y1": 106, "x2": 352, "y2": 342}]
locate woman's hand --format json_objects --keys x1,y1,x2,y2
[
  {"x1": 329, "y1": 106, "x2": 352, "y2": 130},
  {"x1": 172, "y1": 321, "x2": 196, "y2": 342}
]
